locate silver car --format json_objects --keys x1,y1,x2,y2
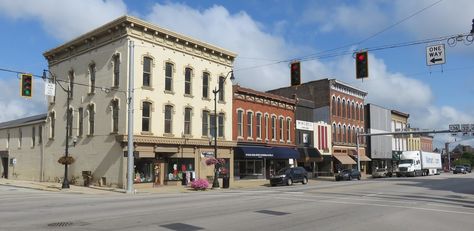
[{"x1": 372, "y1": 168, "x2": 389, "y2": 178}]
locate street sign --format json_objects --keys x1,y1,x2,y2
[
  {"x1": 449, "y1": 124, "x2": 460, "y2": 132},
  {"x1": 44, "y1": 80, "x2": 55, "y2": 96},
  {"x1": 426, "y1": 44, "x2": 446, "y2": 66},
  {"x1": 461, "y1": 124, "x2": 471, "y2": 132}
]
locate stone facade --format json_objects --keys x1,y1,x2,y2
[{"x1": 41, "y1": 15, "x2": 237, "y2": 188}]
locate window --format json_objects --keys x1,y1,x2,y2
[
  {"x1": 185, "y1": 68, "x2": 192, "y2": 95},
  {"x1": 68, "y1": 70, "x2": 74, "y2": 98},
  {"x1": 143, "y1": 57, "x2": 152, "y2": 87},
  {"x1": 271, "y1": 116, "x2": 276, "y2": 140},
  {"x1": 113, "y1": 54, "x2": 120, "y2": 87},
  {"x1": 342, "y1": 99, "x2": 346, "y2": 118},
  {"x1": 164, "y1": 105, "x2": 173, "y2": 134},
  {"x1": 18, "y1": 128, "x2": 22, "y2": 148},
  {"x1": 32, "y1": 127, "x2": 35, "y2": 147},
  {"x1": 353, "y1": 127, "x2": 356, "y2": 144},
  {"x1": 348, "y1": 126, "x2": 352, "y2": 143},
  {"x1": 342, "y1": 125, "x2": 346, "y2": 143},
  {"x1": 202, "y1": 110, "x2": 209, "y2": 137},
  {"x1": 112, "y1": 100, "x2": 119, "y2": 133},
  {"x1": 332, "y1": 124, "x2": 336, "y2": 142},
  {"x1": 286, "y1": 118, "x2": 291, "y2": 142},
  {"x1": 353, "y1": 103, "x2": 357, "y2": 120},
  {"x1": 218, "y1": 113, "x2": 224, "y2": 138},
  {"x1": 360, "y1": 105, "x2": 364, "y2": 121},
  {"x1": 38, "y1": 126, "x2": 42, "y2": 144},
  {"x1": 78, "y1": 108, "x2": 83, "y2": 137},
  {"x1": 210, "y1": 114, "x2": 216, "y2": 138},
  {"x1": 6, "y1": 131, "x2": 9, "y2": 149},
  {"x1": 68, "y1": 108, "x2": 73, "y2": 137},
  {"x1": 88, "y1": 104, "x2": 94, "y2": 135},
  {"x1": 49, "y1": 112, "x2": 55, "y2": 139},
  {"x1": 265, "y1": 114, "x2": 269, "y2": 140},
  {"x1": 332, "y1": 97, "x2": 337, "y2": 115},
  {"x1": 337, "y1": 98, "x2": 341, "y2": 116},
  {"x1": 279, "y1": 117, "x2": 284, "y2": 141},
  {"x1": 89, "y1": 63, "x2": 96, "y2": 93},
  {"x1": 337, "y1": 124, "x2": 341, "y2": 142},
  {"x1": 247, "y1": 112, "x2": 253, "y2": 138},
  {"x1": 142, "y1": 102, "x2": 151, "y2": 132},
  {"x1": 184, "y1": 107, "x2": 192, "y2": 135},
  {"x1": 165, "y1": 62, "x2": 173, "y2": 91},
  {"x1": 202, "y1": 72, "x2": 209, "y2": 99},
  {"x1": 256, "y1": 113, "x2": 262, "y2": 139},
  {"x1": 218, "y1": 76, "x2": 225, "y2": 101},
  {"x1": 237, "y1": 110, "x2": 243, "y2": 137}
]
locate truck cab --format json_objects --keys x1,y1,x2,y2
[{"x1": 396, "y1": 151, "x2": 422, "y2": 177}]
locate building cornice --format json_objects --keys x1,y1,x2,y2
[
  {"x1": 43, "y1": 15, "x2": 237, "y2": 66},
  {"x1": 329, "y1": 79, "x2": 367, "y2": 99}
]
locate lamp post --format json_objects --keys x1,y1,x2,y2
[
  {"x1": 43, "y1": 70, "x2": 71, "y2": 189},
  {"x1": 211, "y1": 70, "x2": 234, "y2": 188}
]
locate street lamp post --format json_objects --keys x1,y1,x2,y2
[
  {"x1": 43, "y1": 70, "x2": 71, "y2": 189},
  {"x1": 211, "y1": 70, "x2": 234, "y2": 189}
]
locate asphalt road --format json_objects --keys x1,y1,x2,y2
[{"x1": 1, "y1": 173, "x2": 474, "y2": 231}]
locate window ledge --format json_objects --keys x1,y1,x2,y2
[
  {"x1": 184, "y1": 94, "x2": 194, "y2": 98},
  {"x1": 164, "y1": 90, "x2": 175, "y2": 95},
  {"x1": 109, "y1": 132, "x2": 118, "y2": 135},
  {"x1": 202, "y1": 97, "x2": 211, "y2": 101},
  {"x1": 218, "y1": 100, "x2": 226, "y2": 104},
  {"x1": 140, "y1": 132, "x2": 153, "y2": 135},
  {"x1": 163, "y1": 133, "x2": 174, "y2": 137},
  {"x1": 87, "y1": 134, "x2": 94, "y2": 137},
  {"x1": 87, "y1": 92, "x2": 95, "y2": 96},
  {"x1": 247, "y1": 137, "x2": 253, "y2": 141},
  {"x1": 142, "y1": 86, "x2": 154, "y2": 91}
]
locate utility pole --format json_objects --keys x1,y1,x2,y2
[
  {"x1": 445, "y1": 142, "x2": 451, "y2": 171},
  {"x1": 126, "y1": 40, "x2": 135, "y2": 194}
]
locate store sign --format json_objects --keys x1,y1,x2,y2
[
  {"x1": 296, "y1": 120, "x2": 313, "y2": 131},
  {"x1": 201, "y1": 152, "x2": 215, "y2": 158}
]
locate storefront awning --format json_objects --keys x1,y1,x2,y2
[
  {"x1": 333, "y1": 154, "x2": 357, "y2": 165},
  {"x1": 298, "y1": 148, "x2": 323, "y2": 162},
  {"x1": 350, "y1": 150, "x2": 371, "y2": 161},
  {"x1": 235, "y1": 146, "x2": 274, "y2": 158},
  {"x1": 358, "y1": 154, "x2": 371, "y2": 161},
  {"x1": 272, "y1": 147, "x2": 299, "y2": 159}
]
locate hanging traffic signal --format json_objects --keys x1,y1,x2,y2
[
  {"x1": 355, "y1": 51, "x2": 368, "y2": 79},
  {"x1": 290, "y1": 61, "x2": 301, "y2": 86},
  {"x1": 20, "y1": 74, "x2": 33, "y2": 98}
]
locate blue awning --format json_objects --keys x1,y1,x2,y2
[
  {"x1": 235, "y1": 146, "x2": 274, "y2": 158},
  {"x1": 271, "y1": 147, "x2": 300, "y2": 159}
]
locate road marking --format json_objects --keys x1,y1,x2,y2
[{"x1": 269, "y1": 195, "x2": 474, "y2": 215}]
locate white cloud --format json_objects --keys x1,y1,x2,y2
[
  {"x1": 0, "y1": 0, "x2": 127, "y2": 41},
  {"x1": 301, "y1": 1, "x2": 389, "y2": 36},
  {"x1": 143, "y1": 2, "x2": 311, "y2": 91},
  {"x1": 0, "y1": 78, "x2": 46, "y2": 122}
]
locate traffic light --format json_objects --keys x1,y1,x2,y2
[
  {"x1": 290, "y1": 61, "x2": 301, "y2": 86},
  {"x1": 355, "y1": 51, "x2": 368, "y2": 79},
  {"x1": 20, "y1": 74, "x2": 33, "y2": 98}
]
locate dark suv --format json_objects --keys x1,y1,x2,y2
[
  {"x1": 270, "y1": 167, "x2": 308, "y2": 186},
  {"x1": 335, "y1": 169, "x2": 361, "y2": 181}
]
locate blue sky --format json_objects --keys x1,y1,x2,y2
[{"x1": 0, "y1": 0, "x2": 473, "y2": 148}]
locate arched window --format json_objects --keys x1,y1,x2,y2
[
  {"x1": 337, "y1": 124, "x2": 341, "y2": 142},
  {"x1": 342, "y1": 99, "x2": 346, "y2": 118},
  {"x1": 342, "y1": 125, "x2": 346, "y2": 143},
  {"x1": 348, "y1": 126, "x2": 352, "y2": 144},
  {"x1": 332, "y1": 96, "x2": 337, "y2": 115},
  {"x1": 89, "y1": 63, "x2": 96, "y2": 93},
  {"x1": 165, "y1": 62, "x2": 173, "y2": 91},
  {"x1": 219, "y1": 76, "x2": 225, "y2": 101},
  {"x1": 352, "y1": 102, "x2": 356, "y2": 120},
  {"x1": 88, "y1": 104, "x2": 94, "y2": 135},
  {"x1": 332, "y1": 123, "x2": 336, "y2": 142},
  {"x1": 113, "y1": 54, "x2": 120, "y2": 87},
  {"x1": 337, "y1": 98, "x2": 341, "y2": 116}
]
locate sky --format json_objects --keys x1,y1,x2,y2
[{"x1": 0, "y1": 0, "x2": 473, "y2": 148}]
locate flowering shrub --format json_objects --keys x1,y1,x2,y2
[
  {"x1": 219, "y1": 167, "x2": 228, "y2": 175},
  {"x1": 191, "y1": 178, "x2": 209, "y2": 190},
  {"x1": 205, "y1": 157, "x2": 226, "y2": 166}
]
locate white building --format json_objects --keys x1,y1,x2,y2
[{"x1": 3, "y1": 15, "x2": 237, "y2": 188}]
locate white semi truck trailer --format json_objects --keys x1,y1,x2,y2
[{"x1": 396, "y1": 151, "x2": 442, "y2": 177}]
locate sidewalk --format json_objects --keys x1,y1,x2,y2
[{"x1": 0, "y1": 176, "x2": 337, "y2": 195}]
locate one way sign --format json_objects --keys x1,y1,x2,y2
[{"x1": 426, "y1": 44, "x2": 446, "y2": 66}]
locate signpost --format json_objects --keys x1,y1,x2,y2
[{"x1": 426, "y1": 44, "x2": 446, "y2": 66}]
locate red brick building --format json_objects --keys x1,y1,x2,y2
[
  {"x1": 232, "y1": 85, "x2": 297, "y2": 180},
  {"x1": 420, "y1": 135, "x2": 433, "y2": 152}
]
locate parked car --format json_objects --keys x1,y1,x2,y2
[
  {"x1": 335, "y1": 169, "x2": 361, "y2": 181},
  {"x1": 453, "y1": 165, "x2": 467, "y2": 174},
  {"x1": 372, "y1": 168, "x2": 389, "y2": 178},
  {"x1": 270, "y1": 167, "x2": 308, "y2": 186},
  {"x1": 463, "y1": 164, "x2": 472, "y2": 173}
]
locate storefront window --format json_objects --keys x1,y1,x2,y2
[
  {"x1": 134, "y1": 158, "x2": 154, "y2": 183},
  {"x1": 167, "y1": 158, "x2": 195, "y2": 181},
  {"x1": 235, "y1": 159, "x2": 263, "y2": 179}
]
